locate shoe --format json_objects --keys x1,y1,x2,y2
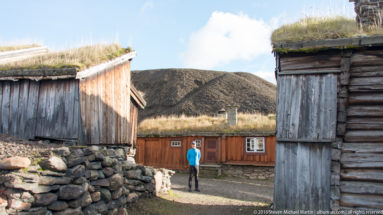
[
  {"x1": 195, "y1": 189, "x2": 200, "y2": 192},
  {"x1": 188, "y1": 188, "x2": 192, "y2": 192}
]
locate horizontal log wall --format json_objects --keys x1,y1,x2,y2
[
  {"x1": 0, "y1": 79, "x2": 80, "y2": 140},
  {"x1": 340, "y1": 49, "x2": 383, "y2": 210}
]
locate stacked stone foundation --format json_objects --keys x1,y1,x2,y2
[{"x1": 0, "y1": 145, "x2": 174, "y2": 215}]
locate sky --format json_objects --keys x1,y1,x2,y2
[{"x1": 0, "y1": 1, "x2": 355, "y2": 84}]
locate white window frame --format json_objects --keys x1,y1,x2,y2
[
  {"x1": 245, "y1": 137, "x2": 265, "y2": 153},
  {"x1": 194, "y1": 139, "x2": 202, "y2": 148},
  {"x1": 170, "y1": 140, "x2": 182, "y2": 147}
]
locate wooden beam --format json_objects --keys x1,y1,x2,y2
[
  {"x1": 278, "y1": 69, "x2": 341, "y2": 76},
  {"x1": 277, "y1": 138, "x2": 334, "y2": 143},
  {"x1": 76, "y1": 51, "x2": 136, "y2": 79}
]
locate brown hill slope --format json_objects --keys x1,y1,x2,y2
[{"x1": 132, "y1": 68, "x2": 276, "y2": 120}]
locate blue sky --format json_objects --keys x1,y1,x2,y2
[{"x1": 0, "y1": 0, "x2": 355, "y2": 84}]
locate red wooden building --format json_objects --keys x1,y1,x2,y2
[{"x1": 136, "y1": 132, "x2": 276, "y2": 170}]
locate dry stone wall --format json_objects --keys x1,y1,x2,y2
[
  {"x1": 0, "y1": 145, "x2": 174, "y2": 215},
  {"x1": 222, "y1": 165, "x2": 274, "y2": 180}
]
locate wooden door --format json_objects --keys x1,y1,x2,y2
[
  {"x1": 204, "y1": 137, "x2": 218, "y2": 163},
  {"x1": 274, "y1": 53, "x2": 338, "y2": 211}
]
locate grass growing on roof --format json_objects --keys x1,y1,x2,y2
[
  {"x1": 0, "y1": 44, "x2": 41, "y2": 52},
  {"x1": 138, "y1": 113, "x2": 276, "y2": 135},
  {"x1": 0, "y1": 43, "x2": 131, "y2": 71},
  {"x1": 271, "y1": 16, "x2": 383, "y2": 44}
]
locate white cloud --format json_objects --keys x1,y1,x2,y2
[
  {"x1": 140, "y1": 1, "x2": 154, "y2": 14},
  {"x1": 181, "y1": 12, "x2": 273, "y2": 69}
]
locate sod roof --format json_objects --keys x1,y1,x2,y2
[
  {"x1": 0, "y1": 43, "x2": 132, "y2": 75},
  {"x1": 271, "y1": 16, "x2": 383, "y2": 53}
]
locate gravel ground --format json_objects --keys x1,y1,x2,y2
[{"x1": 126, "y1": 173, "x2": 274, "y2": 215}]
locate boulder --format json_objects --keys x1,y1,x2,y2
[
  {"x1": 5, "y1": 179, "x2": 59, "y2": 194},
  {"x1": 102, "y1": 157, "x2": 114, "y2": 167},
  {"x1": 68, "y1": 165, "x2": 85, "y2": 178},
  {"x1": 23, "y1": 207, "x2": 48, "y2": 215},
  {"x1": 58, "y1": 185, "x2": 85, "y2": 200},
  {"x1": 38, "y1": 176, "x2": 72, "y2": 185},
  {"x1": 100, "y1": 188, "x2": 111, "y2": 202},
  {"x1": 102, "y1": 167, "x2": 114, "y2": 177},
  {"x1": 90, "y1": 192, "x2": 101, "y2": 202},
  {"x1": 39, "y1": 156, "x2": 67, "y2": 172},
  {"x1": 48, "y1": 201, "x2": 68, "y2": 211},
  {"x1": 91, "y1": 179, "x2": 110, "y2": 187},
  {"x1": 52, "y1": 147, "x2": 71, "y2": 157},
  {"x1": 8, "y1": 199, "x2": 31, "y2": 210},
  {"x1": 0, "y1": 157, "x2": 30, "y2": 170},
  {"x1": 67, "y1": 157, "x2": 86, "y2": 168},
  {"x1": 20, "y1": 192, "x2": 34, "y2": 203},
  {"x1": 34, "y1": 193, "x2": 57, "y2": 206},
  {"x1": 111, "y1": 187, "x2": 123, "y2": 200},
  {"x1": 109, "y1": 174, "x2": 123, "y2": 190},
  {"x1": 54, "y1": 207, "x2": 82, "y2": 215},
  {"x1": 68, "y1": 192, "x2": 92, "y2": 208},
  {"x1": 87, "y1": 162, "x2": 102, "y2": 170},
  {"x1": 83, "y1": 201, "x2": 108, "y2": 215},
  {"x1": 126, "y1": 169, "x2": 142, "y2": 180}
]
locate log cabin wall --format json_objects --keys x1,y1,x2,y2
[
  {"x1": 0, "y1": 79, "x2": 81, "y2": 141},
  {"x1": 274, "y1": 45, "x2": 383, "y2": 212},
  {"x1": 339, "y1": 49, "x2": 383, "y2": 210},
  {"x1": 79, "y1": 61, "x2": 131, "y2": 145}
]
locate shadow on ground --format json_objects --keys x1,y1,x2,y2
[
  {"x1": 126, "y1": 173, "x2": 274, "y2": 215},
  {"x1": 126, "y1": 196, "x2": 270, "y2": 215}
]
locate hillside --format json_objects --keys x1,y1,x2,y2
[{"x1": 132, "y1": 68, "x2": 276, "y2": 120}]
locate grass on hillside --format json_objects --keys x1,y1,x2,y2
[
  {"x1": 271, "y1": 16, "x2": 383, "y2": 44},
  {"x1": 0, "y1": 44, "x2": 41, "y2": 52},
  {"x1": 138, "y1": 113, "x2": 276, "y2": 135},
  {"x1": 0, "y1": 43, "x2": 131, "y2": 71}
]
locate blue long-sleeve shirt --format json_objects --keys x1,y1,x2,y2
[{"x1": 187, "y1": 148, "x2": 201, "y2": 166}]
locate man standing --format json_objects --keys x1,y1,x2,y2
[{"x1": 187, "y1": 141, "x2": 201, "y2": 192}]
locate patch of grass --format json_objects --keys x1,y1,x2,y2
[
  {"x1": 0, "y1": 43, "x2": 132, "y2": 71},
  {"x1": 138, "y1": 113, "x2": 276, "y2": 135},
  {"x1": 271, "y1": 16, "x2": 383, "y2": 44},
  {"x1": 0, "y1": 44, "x2": 40, "y2": 52}
]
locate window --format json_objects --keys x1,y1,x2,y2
[
  {"x1": 246, "y1": 137, "x2": 265, "y2": 153},
  {"x1": 170, "y1": 140, "x2": 182, "y2": 147},
  {"x1": 194, "y1": 139, "x2": 202, "y2": 148}
]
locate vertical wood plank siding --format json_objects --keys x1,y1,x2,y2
[
  {"x1": 340, "y1": 50, "x2": 383, "y2": 210},
  {"x1": 274, "y1": 52, "x2": 339, "y2": 211},
  {"x1": 135, "y1": 136, "x2": 276, "y2": 169},
  {"x1": 0, "y1": 79, "x2": 80, "y2": 140},
  {"x1": 79, "y1": 62, "x2": 131, "y2": 145}
]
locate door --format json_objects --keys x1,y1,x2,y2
[{"x1": 204, "y1": 137, "x2": 218, "y2": 163}]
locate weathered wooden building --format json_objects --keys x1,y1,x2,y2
[
  {"x1": 0, "y1": 47, "x2": 145, "y2": 146},
  {"x1": 136, "y1": 133, "x2": 276, "y2": 170},
  {"x1": 273, "y1": 31, "x2": 383, "y2": 212}
]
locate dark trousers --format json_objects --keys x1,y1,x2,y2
[{"x1": 188, "y1": 165, "x2": 199, "y2": 189}]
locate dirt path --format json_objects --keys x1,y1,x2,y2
[{"x1": 126, "y1": 173, "x2": 274, "y2": 215}]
